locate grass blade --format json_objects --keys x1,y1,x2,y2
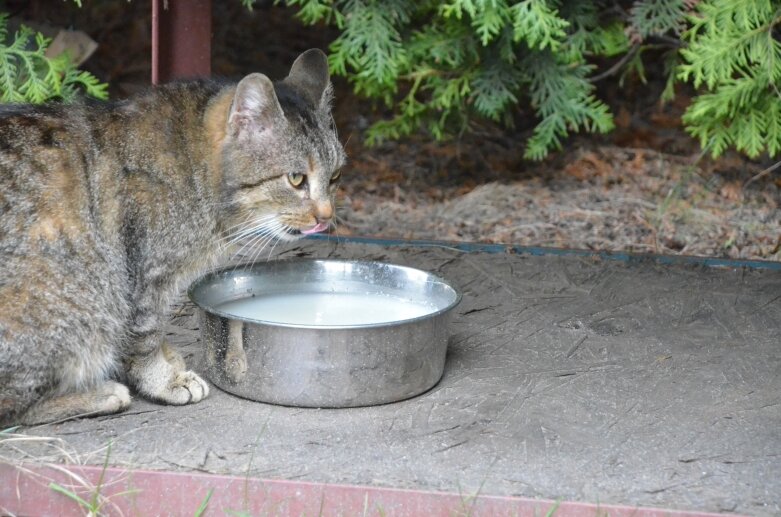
[
  {"x1": 49, "y1": 482, "x2": 95, "y2": 512},
  {"x1": 544, "y1": 499, "x2": 561, "y2": 517},
  {"x1": 193, "y1": 488, "x2": 214, "y2": 517}
]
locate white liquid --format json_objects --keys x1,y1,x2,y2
[{"x1": 217, "y1": 292, "x2": 437, "y2": 326}]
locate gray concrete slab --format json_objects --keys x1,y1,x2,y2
[{"x1": 5, "y1": 239, "x2": 781, "y2": 516}]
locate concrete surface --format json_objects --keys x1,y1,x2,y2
[{"x1": 4, "y1": 238, "x2": 780, "y2": 516}]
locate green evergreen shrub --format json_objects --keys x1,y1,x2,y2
[
  {"x1": 282, "y1": 0, "x2": 781, "y2": 161},
  {"x1": 0, "y1": 13, "x2": 108, "y2": 103},
  {"x1": 679, "y1": 1, "x2": 781, "y2": 159}
]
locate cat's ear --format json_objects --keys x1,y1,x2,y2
[
  {"x1": 284, "y1": 48, "x2": 331, "y2": 109},
  {"x1": 227, "y1": 73, "x2": 285, "y2": 139}
]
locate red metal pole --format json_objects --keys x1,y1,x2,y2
[{"x1": 151, "y1": 0, "x2": 212, "y2": 84}]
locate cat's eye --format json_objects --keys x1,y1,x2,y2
[
  {"x1": 330, "y1": 170, "x2": 341, "y2": 183},
  {"x1": 288, "y1": 172, "x2": 306, "y2": 187}
]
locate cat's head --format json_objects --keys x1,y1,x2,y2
[{"x1": 219, "y1": 49, "x2": 346, "y2": 245}]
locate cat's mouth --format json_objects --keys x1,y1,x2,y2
[
  {"x1": 301, "y1": 222, "x2": 330, "y2": 235},
  {"x1": 284, "y1": 221, "x2": 330, "y2": 238}
]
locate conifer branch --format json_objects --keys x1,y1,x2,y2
[{"x1": 0, "y1": 13, "x2": 108, "y2": 104}]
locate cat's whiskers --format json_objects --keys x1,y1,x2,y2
[
  {"x1": 230, "y1": 229, "x2": 269, "y2": 264},
  {"x1": 246, "y1": 227, "x2": 284, "y2": 267},
  {"x1": 233, "y1": 231, "x2": 280, "y2": 271},
  {"x1": 236, "y1": 215, "x2": 298, "y2": 267},
  {"x1": 237, "y1": 221, "x2": 281, "y2": 249},
  {"x1": 225, "y1": 226, "x2": 270, "y2": 247},
  {"x1": 262, "y1": 223, "x2": 291, "y2": 262},
  {"x1": 225, "y1": 211, "x2": 276, "y2": 229},
  {"x1": 221, "y1": 219, "x2": 256, "y2": 247},
  {"x1": 223, "y1": 220, "x2": 282, "y2": 251},
  {"x1": 330, "y1": 213, "x2": 349, "y2": 245},
  {"x1": 221, "y1": 214, "x2": 278, "y2": 243},
  {"x1": 227, "y1": 217, "x2": 284, "y2": 267},
  {"x1": 220, "y1": 213, "x2": 258, "y2": 237}
]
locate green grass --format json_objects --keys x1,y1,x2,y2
[
  {"x1": 46, "y1": 440, "x2": 144, "y2": 516},
  {"x1": 194, "y1": 488, "x2": 214, "y2": 517}
]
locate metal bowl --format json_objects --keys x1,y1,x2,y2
[{"x1": 188, "y1": 259, "x2": 461, "y2": 407}]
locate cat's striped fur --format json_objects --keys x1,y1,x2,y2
[{"x1": 0, "y1": 49, "x2": 345, "y2": 426}]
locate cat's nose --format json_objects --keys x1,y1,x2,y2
[{"x1": 313, "y1": 201, "x2": 333, "y2": 222}]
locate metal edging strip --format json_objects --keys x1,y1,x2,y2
[{"x1": 306, "y1": 234, "x2": 781, "y2": 271}]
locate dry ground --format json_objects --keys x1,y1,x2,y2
[{"x1": 336, "y1": 136, "x2": 781, "y2": 260}]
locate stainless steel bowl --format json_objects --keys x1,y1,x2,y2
[{"x1": 188, "y1": 259, "x2": 461, "y2": 407}]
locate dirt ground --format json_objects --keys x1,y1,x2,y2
[
  {"x1": 335, "y1": 136, "x2": 780, "y2": 260},
  {"x1": 13, "y1": 0, "x2": 781, "y2": 261}
]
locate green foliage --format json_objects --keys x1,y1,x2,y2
[
  {"x1": 41, "y1": 0, "x2": 780, "y2": 161},
  {"x1": 524, "y1": 52, "x2": 614, "y2": 160},
  {"x1": 279, "y1": 1, "x2": 781, "y2": 161},
  {"x1": 283, "y1": 0, "x2": 630, "y2": 159},
  {"x1": 509, "y1": 0, "x2": 569, "y2": 51},
  {"x1": 0, "y1": 13, "x2": 108, "y2": 104},
  {"x1": 628, "y1": 0, "x2": 688, "y2": 38},
  {"x1": 679, "y1": 0, "x2": 781, "y2": 158}
]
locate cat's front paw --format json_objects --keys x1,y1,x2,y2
[
  {"x1": 128, "y1": 345, "x2": 210, "y2": 405},
  {"x1": 158, "y1": 370, "x2": 210, "y2": 405}
]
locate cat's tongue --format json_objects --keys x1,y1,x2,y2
[{"x1": 301, "y1": 222, "x2": 330, "y2": 235}]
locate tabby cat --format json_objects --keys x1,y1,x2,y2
[{"x1": 0, "y1": 49, "x2": 345, "y2": 426}]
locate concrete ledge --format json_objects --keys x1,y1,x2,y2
[{"x1": 0, "y1": 464, "x2": 740, "y2": 517}]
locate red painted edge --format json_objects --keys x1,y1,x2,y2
[{"x1": 0, "y1": 463, "x2": 744, "y2": 517}]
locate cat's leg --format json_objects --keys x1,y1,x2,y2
[
  {"x1": 162, "y1": 340, "x2": 187, "y2": 371},
  {"x1": 0, "y1": 266, "x2": 129, "y2": 427},
  {"x1": 223, "y1": 320, "x2": 248, "y2": 384},
  {"x1": 19, "y1": 381, "x2": 131, "y2": 425},
  {"x1": 125, "y1": 331, "x2": 209, "y2": 405}
]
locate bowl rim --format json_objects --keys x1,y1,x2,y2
[{"x1": 188, "y1": 258, "x2": 463, "y2": 330}]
